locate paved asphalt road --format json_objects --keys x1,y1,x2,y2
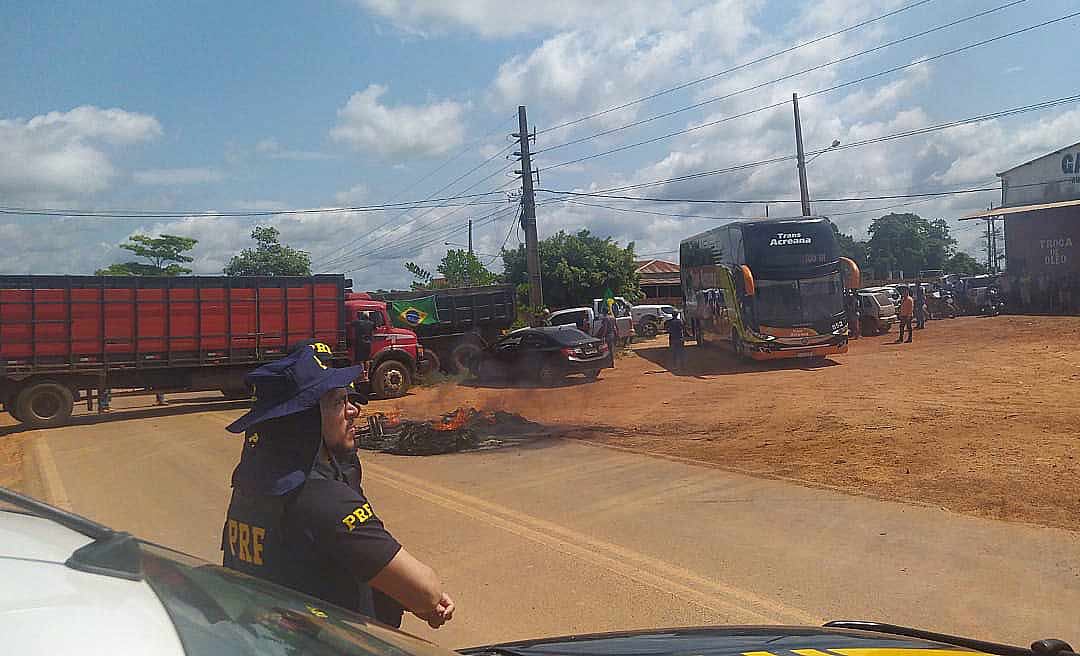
[{"x1": 12, "y1": 395, "x2": 1080, "y2": 649}]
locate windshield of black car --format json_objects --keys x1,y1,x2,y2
[
  {"x1": 755, "y1": 272, "x2": 844, "y2": 325},
  {"x1": 139, "y1": 542, "x2": 453, "y2": 656}
]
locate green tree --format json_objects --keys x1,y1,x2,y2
[
  {"x1": 224, "y1": 226, "x2": 311, "y2": 276},
  {"x1": 437, "y1": 249, "x2": 498, "y2": 287},
  {"x1": 501, "y1": 229, "x2": 640, "y2": 309},
  {"x1": 866, "y1": 213, "x2": 957, "y2": 279},
  {"x1": 96, "y1": 233, "x2": 198, "y2": 276},
  {"x1": 945, "y1": 251, "x2": 986, "y2": 275},
  {"x1": 827, "y1": 220, "x2": 868, "y2": 269},
  {"x1": 403, "y1": 262, "x2": 433, "y2": 290}
]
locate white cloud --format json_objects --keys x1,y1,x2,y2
[
  {"x1": 335, "y1": 183, "x2": 370, "y2": 204},
  {"x1": 255, "y1": 137, "x2": 332, "y2": 161},
  {"x1": 330, "y1": 84, "x2": 467, "y2": 159},
  {"x1": 0, "y1": 105, "x2": 161, "y2": 201},
  {"x1": 132, "y1": 167, "x2": 223, "y2": 185},
  {"x1": 356, "y1": 0, "x2": 696, "y2": 38}
]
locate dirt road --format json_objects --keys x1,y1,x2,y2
[{"x1": 370, "y1": 315, "x2": 1080, "y2": 531}]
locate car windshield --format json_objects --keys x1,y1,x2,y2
[
  {"x1": 754, "y1": 272, "x2": 844, "y2": 325},
  {"x1": 140, "y1": 542, "x2": 453, "y2": 656}
]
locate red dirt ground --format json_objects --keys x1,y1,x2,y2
[{"x1": 372, "y1": 315, "x2": 1080, "y2": 531}]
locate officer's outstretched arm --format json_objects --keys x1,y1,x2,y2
[{"x1": 370, "y1": 547, "x2": 454, "y2": 627}]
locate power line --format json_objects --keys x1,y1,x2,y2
[
  {"x1": 487, "y1": 207, "x2": 522, "y2": 265},
  {"x1": 539, "y1": 7, "x2": 1079, "y2": 172},
  {"x1": 340, "y1": 202, "x2": 520, "y2": 275},
  {"x1": 322, "y1": 174, "x2": 519, "y2": 269},
  {"x1": 537, "y1": 0, "x2": 1027, "y2": 156},
  {"x1": 315, "y1": 146, "x2": 515, "y2": 266},
  {"x1": 0, "y1": 192, "x2": 509, "y2": 219},
  {"x1": 536, "y1": 0, "x2": 938, "y2": 136},
  {"x1": 537, "y1": 93, "x2": 1080, "y2": 197}
]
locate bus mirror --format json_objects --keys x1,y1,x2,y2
[
  {"x1": 839, "y1": 257, "x2": 860, "y2": 289},
  {"x1": 740, "y1": 265, "x2": 755, "y2": 296}
]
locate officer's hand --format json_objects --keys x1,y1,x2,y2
[{"x1": 418, "y1": 592, "x2": 455, "y2": 628}]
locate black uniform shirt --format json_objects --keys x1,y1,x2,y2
[
  {"x1": 290, "y1": 455, "x2": 402, "y2": 582},
  {"x1": 223, "y1": 449, "x2": 402, "y2": 622}
]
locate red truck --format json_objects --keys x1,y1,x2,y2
[{"x1": 0, "y1": 275, "x2": 423, "y2": 428}]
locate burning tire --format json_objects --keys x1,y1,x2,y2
[{"x1": 372, "y1": 361, "x2": 411, "y2": 399}]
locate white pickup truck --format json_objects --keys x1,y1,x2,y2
[
  {"x1": 548, "y1": 298, "x2": 635, "y2": 345},
  {"x1": 629, "y1": 304, "x2": 677, "y2": 338}
]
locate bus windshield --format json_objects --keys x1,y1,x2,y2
[{"x1": 755, "y1": 272, "x2": 844, "y2": 325}]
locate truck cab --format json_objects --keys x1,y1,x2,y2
[{"x1": 344, "y1": 295, "x2": 424, "y2": 399}]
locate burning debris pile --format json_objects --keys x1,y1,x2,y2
[{"x1": 358, "y1": 407, "x2": 544, "y2": 456}]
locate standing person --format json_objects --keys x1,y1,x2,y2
[
  {"x1": 844, "y1": 290, "x2": 860, "y2": 339},
  {"x1": 666, "y1": 311, "x2": 686, "y2": 370},
  {"x1": 221, "y1": 342, "x2": 455, "y2": 630},
  {"x1": 896, "y1": 286, "x2": 914, "y2": 343},
  {"x1": 914, "y1": 284, "x2": 926, "y2": 329},
  {"x1": 601, "y1": 309, "x2": 618, "y2": 366}
]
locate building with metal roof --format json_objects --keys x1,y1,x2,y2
[{"x1": 962, "y1": 141, "x2": 1080, "y2": 314}]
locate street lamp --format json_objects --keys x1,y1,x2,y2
[{"x1": 805, "y1": 139, "x2": 841, "y2": 167}]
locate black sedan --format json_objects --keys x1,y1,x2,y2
[{"x1": 470, "y1": 327, "x2": 611, "y2": 385}]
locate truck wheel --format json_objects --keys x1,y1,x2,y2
[
  {"x1": 372, "y1": 361, "x2": 411, "y2": 399},
  {"x1": 638, "y1": 320, "x2": 658, "y2": 339},
  {"x1": 422, "y1": 349, "x2": 442, "y2": 376},
  {"x1": 16, "y1": 382, "x2": 74, "y2": 428},
  {"x1": 450, "y1": 343, "x2": 482, "y2": 374}
]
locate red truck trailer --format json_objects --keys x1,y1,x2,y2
[{"x1": 0, "y1": 275, "x2": 423, "y2": 428}]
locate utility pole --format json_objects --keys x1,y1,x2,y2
[
  {"x1": 985, "y1": 215, "x2": 993, "y2": 271},
  {"x1": 792, "y1": 92, "x2": 811, "y2": 216},
  {"x1": 515, "y1": 105, "x2": 543, "y2": 310},
  {"x1": 990, "y1": 217, "x2": 998, "y2": 273},
  {"x1": 467, "y1": 219, "x2": 473, "y2": 255}
]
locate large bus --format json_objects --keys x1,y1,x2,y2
[{"x1": 680, "y1": 216, "x2": 859, "y2": 361}]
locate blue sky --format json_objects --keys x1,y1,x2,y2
[{"x1": 2, "y1": 0, "x2": 1078, "y2": 288}]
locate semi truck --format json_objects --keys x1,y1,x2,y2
[
  {"x1": 366, "y1": 284, "x2": 516, "y2": 373},
  {"x1": 0, "y1": 274, "x2": 423, "y2": 428}
]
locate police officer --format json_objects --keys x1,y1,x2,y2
[{"x1": 221, "y1": 342, "x2": 454, "y2": 629}]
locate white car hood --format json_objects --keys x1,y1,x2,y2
[{"x1": 0, "y1": 510, "x2": 94, "y2": 561}]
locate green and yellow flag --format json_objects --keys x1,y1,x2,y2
[{"x1": 391, "y1": 296, "x2": 440, "y2": 327}]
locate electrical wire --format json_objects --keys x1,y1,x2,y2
[
  {"x1": 536, "y1": 93, "x2": 1080, "y2": 197},
  {"x1": 536, "y1": 0, "x2": 1027, "y2": 155},
  {"x1": 537, "y1": 0, "x2": 938, "y2": 136},
  {"x1": 539, "y1": 8, "x2": 1080, "y2": 171},
  {"x1": 315, "y1": 146, "x2": 515, "y2": 266},
  {"x1": 0, "y1": 192, "x2": 512, "y2": 219}
]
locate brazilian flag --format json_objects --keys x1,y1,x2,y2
[{"x1": 391, "y1": 296, "x2": 440, "y2": 327}]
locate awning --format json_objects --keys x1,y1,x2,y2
[{"x1": 961, "y1": 197, "x2": 1080, "y2": 220}]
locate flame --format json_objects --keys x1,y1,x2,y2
[{"x1": 434, "y1": 407, "x2": 472, "y2": 432}]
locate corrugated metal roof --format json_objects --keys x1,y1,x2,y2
[
  {"x1": 640, "y1": 277, "x2": 682, "y2": 285},
  {"x1": 997, "y1": 140, "x2": 1080, "y2": 177},
  {"x1": 961, "y1": 197, "x2": 1080, "y2": 220},
  {"x1": 635, "y1": 259, "x2": 680, "y2": 274}
]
